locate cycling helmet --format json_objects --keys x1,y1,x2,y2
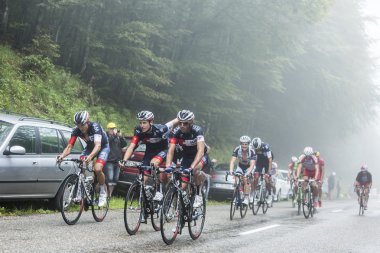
[
  {"x1": 272, "y1": 162, "x2": 278, "y2": 170},
  {"x1": 177, "y1": 110, "x2": 195, "y2": 121},
  {"x1": 303, "y1": 146, "x2": 313, "y2": 156},
  {"x1": 74, "y1": 111, "x2": 89, "y2": 125},
  {"x1": 361, "y1": 164, "x2": 368, "y2": 171},
  {"x1": 315, "y1": 151, "x2": 320, "y2": 157},
  {"x1": 239, "y1": 135, "x2": 251, "y2": 143},
  {"x1": 136, "y1": 111, "x2": 154, "y2": 121},
  {"x1": 107, "y1": 122, "x2": 116, "y2": 129},
  {"x1": 291, "y1": 156, "x2": 298, "y2": 163},
  {"x1": 251, "y1": 137, "x2": 262, "y2": 149}
]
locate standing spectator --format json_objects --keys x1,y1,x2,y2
[
  {"x1": 105, "y1": 122, "x2": 127, "y2": 196},
  {"x1": 328, "y1": 172, "x2": 336, "y2": 200}
]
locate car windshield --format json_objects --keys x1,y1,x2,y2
[{"x1": 0, "y1": 121, "x2": 13, "y2": 146}]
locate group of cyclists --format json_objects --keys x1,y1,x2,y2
[{"x1": 57, "y1": 109, "x2": 374, "y2": 220}]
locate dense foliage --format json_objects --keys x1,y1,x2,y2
[{"x1": 0, "y1": 0, "x2": 377, "y2": 163}]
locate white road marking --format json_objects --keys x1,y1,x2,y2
[
  {"x1": 331, "y1": 209, "x2": 343, "y2": 213},
  {"x1": 240, "y1": 224, "x2": 280, "y2": 236}
]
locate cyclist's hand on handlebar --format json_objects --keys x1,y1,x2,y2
[
  {"x1": 118, "y1": 160, "x2": 127, "y2": 167},
  {"x1": 182, "y1": 168, "x2": 192, "y2": 175},
  {"x1": 164, "y1": 167, "x2": 174, "y2": 173},
  {"x1": 56, "y1": 155, "x2": 63, "y2": 163}
]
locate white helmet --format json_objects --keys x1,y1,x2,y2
[
  {"x1": 251, "y1": 137, "x2": 262, "y2": 149},
  {"x1": 177, "y1": 110, "x2": 195, "y2": 121},
  {"x1": 303, "y1": 146, "x2": 313, "y2": 156},
  {"x1": 361, "y1": 164, "x2": 368, "y2": 171},
  {"x1": 291, "y1": 156, "x2": 298, "y2": 163},
  {"x1": 239, "y1": 135, "x2": 251, "y2": 143},
  {"x1": 272, "y1": 162, "x2": 278, "y2": 169},
  {"x1": 137, "y1": 111, "x2": 154, "y2": 121}
]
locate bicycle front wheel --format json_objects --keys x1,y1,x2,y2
[
  {"x1": 240, "y1": 196, "x2": 248, "y2": 218},
  {"x1": 302, "y1": 188, "x2": 312, "y2": 219},
  {"x1": 189, "y1": 191, "x2": 206, "y2": 240},
  {"x1": 124, "y1": 182, "x2": 143, "y2": 235},
  {"x1": 253, "y1": 189, "x2": 261, "y2": 215},
  {"x1": 262, "y1": 189, "x2": 268, "y2": 214},
  {"x1": 230, "y1": 189, "x2": 238, "y2": 220},
  {"x1": 160, "y1": 187, "x2": 180, "y2": 245},
  {"x1": 60, "y1": 174, "x2": 84, "y2": 225},
  {"x1": 359, "y1": 195, "x2": 364, "y2": 216},
  {"x1": 151, "y1": 187, "x2": 163, "y2": 231},
  {"x1": 91, "y1": 183, "x2": 110, "y2": 222}
]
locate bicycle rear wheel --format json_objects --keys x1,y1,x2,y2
[
  {"x1": 124, "y1": 182, "x2": 142, "y2": 235},
  {"x1": 151, "y1": 186, "x2": 162, "y2": 231},
  {"x1": 189, "y1": 191, "x2": 206, "y2": 240},
  {"x1": 92, "y1": 183, "x2": 110, "y2": 222},
  {"x1": 359, "y1": 195, "x2": 364, "y2": 216},
  {"x1": 262, "y1": 189, "x2": 268, "y2": 214},
  {"x1": 60, "y1": 174, "x2": 84, "y2": 225},
  {"x1": 302, "y1": 188, "x2": 312, "y2": 219},
  {"x1": 230, "y1": 189, "x2": 238, "y2": 220},
  {"x1": 160, "y1": 187, "x2": 180, "y2": 245}
]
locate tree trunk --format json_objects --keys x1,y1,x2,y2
[
  {"x1": 80, "y1": 14, "x2": 94, "y2": 74},
  {"x1": 0, "y1": 0, "x2": 9, "y2": 40}
]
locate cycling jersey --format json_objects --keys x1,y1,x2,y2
[
  {"x1": 254, "y1": 143, "x2": 272, "y2": 173},
  {"x1": 131, "y1": 123, "x2": 171, "y2": 165},
  {"x1": 69, "y1": 122, "x2": 109, "y2": 150},
  {"x1": 316, "y1": 157, "x2": 325, "y2": 180},
  {"x1": 232, "y1": 146, "x2": 257, "y2": 170},
  {"x1": 356, "y1": 171, "x2": 372, "y2": 184},
  {"x1": 299, "y1": 154, "x2": 318, "y2": 178}
]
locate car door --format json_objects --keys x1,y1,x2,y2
[
  {"x1": 0, "y1": 125, "x2": 38, "y2": 197},
  {"x1": 35, "y1": 127, "x2": 78, "y2": 197}
]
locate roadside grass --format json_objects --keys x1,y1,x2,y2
[{"x1": 0, "y1": 197, "x2": 228, "y2": 217}]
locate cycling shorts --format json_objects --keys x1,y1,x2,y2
[
  {"x1": 303, "y1": 168, "x2": 315, "y2": 178},
  {"x1": 81, "y1": 143, "x2": 110, "y2": 166},
  {"x1": 142, "y1": 149, "x2": 167, "y2": 174}
]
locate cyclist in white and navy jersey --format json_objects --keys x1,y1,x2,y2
[
  {"x1": 165, "y1": 110, "x2": 209, "y2": 208},
  {"x1": 229, "y1": 135, "x2": 256, "y2": 205},
  {"x1": 251, "y1": 137, "x2": 274, "y2": 202},
  {"x1": 58, "y1": 111, "x2": 110, "y2": 207},
  {"x1": 122, "y1": 110, "x2": 179, "y2": 201}
]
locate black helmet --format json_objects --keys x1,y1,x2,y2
[{"x1": 73, "y1": 111, "x2": 89, "y2": 125}]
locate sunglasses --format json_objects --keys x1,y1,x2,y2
[{"x1": 179, "y1": 122, "x2": 190, "y2": 126}]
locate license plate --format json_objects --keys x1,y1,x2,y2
[{"x1": 213, "y1": 183, "x2": 233, "y2": 189}]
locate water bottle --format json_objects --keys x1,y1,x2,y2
[
  {"x1": 239, "y1": 187, "x2": 244, "y2": 201},
  {"x1": 145, "y1": 186, "x2": 153, "y2": 200},
  {"x1": 181, "y1": 190, "x2": 190, "y2": 206},
  {"x1": 84, "y1": 175, "x2": 93, "y2": 194}
]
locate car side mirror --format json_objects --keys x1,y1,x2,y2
[{"x1": 3, "y1": 146, "x2": 26, "y2": 155}]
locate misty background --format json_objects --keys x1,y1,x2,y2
[{"x1": 0, "y1": 0, "x2": 379, "y2": 193}]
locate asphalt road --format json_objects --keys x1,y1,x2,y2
[{"x1": 1, "y1": 198, "x2": 379, "y2": 253}]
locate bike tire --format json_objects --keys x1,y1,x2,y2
[
  {"x1": 230, "y1": 189, "x2": 238, "y2": 220},
  {"x1": 359, "y1": 195, "x2": 364, "y2": 216},
  {"x1": 240, "y1": 196, "x2": 248, "y2": 218},
  {"x1": 262, "y1": 189, "x2": 268, "y2": 214},
  {"x1": 91, "y1": 183, "x2": 110, "y2": 222},
  {"x1": 151, "y1": 187, "x2": 162, "y2": 231},
  {"x1": 60, "y1": 174, "x2": 84, "y2": 225},
  {"x1": 253, "y1": 189, "x2": 261, "y2": 215},
  {"x1": 302, "y1": 188, "x2": 311, "y2": 219},
  {"x1": 160, "y1": 187, "x2": 180, "y2": 245},
  {"x1": 124, "y1": 182, "x2": 142, "y2": 235},
  {"x1": 297, "y1": 190, "x2": 302, "y2": 215},
  {"x1": 189, "y1": 190, "x2": 206, "y2": 240}
]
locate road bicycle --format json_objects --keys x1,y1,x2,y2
[
  {"x1": 121, "y1": 163, "x2": 163, "y2": 235},
  {"x1": 57, "y1": 158, "x2": 109, "y2": 225},
  {"x1": 160, "y1": 167, "x2": 206, "y2": 245},
  {"x1": 357, "y1": 185, "x2": 369, "y2": 216},
  {"x1": 252, "y1": 167, "x2": 269, "y2": 215},
  {"x1": 301, "y1": 178, "x2": 316, "y2": 219},
  {"x1": 226, "y1": 171, "x2": 248, "y2": 220}
]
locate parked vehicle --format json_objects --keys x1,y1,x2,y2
[
  {"x1": 0, "y1": 112, "x2": 84, "y2": 209},
  {"x1": 274, "y1": 169, "x2": 291, "y2": 201},
  {"x1": 209, "y1": 163, "x2": 234, "y2": 200}
]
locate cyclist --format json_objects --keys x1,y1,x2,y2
[
  {"x1": 229, "y1": 135, "x2": 256, "y2": 205},
  {"x1": 296, "y1": 146, "x2": 319, "y2": 207},
  {"x1": 251, "y1": 137, "x2": 274, "y2": 203},
  {"x1": 315, "y1": 151, "x2": 325, "y2": 208},
  {"x1": 288, "y1": 156, "x2": 299, "y2": 199},
  {"x1": 354, "y1": 164, "x2": 372, "y2": 210},
  {"x1": 57, "y1": 111, "x2": 110, "y2": 207},
  {"x1": 165, "y1": 110, "x2": 209, "y2": 208},
  {"x1": 121, "y1": 110, "x2": 179, "y2": 202}
]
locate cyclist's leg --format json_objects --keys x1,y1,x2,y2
[
  {"x1": 104, "y1": 162, "x2": 115, "y2": 196},
  {"x1": 94, "y1": 145, "x2": 109, "y2": 186}
]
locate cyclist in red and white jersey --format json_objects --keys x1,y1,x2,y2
[
  {"x1": 296, "y1": 146, "x2": 319, "y2": 207},
  {"x1": 315, "y1": 151, "x2": 325, "y2": 207}
]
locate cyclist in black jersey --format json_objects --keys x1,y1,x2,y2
[
  {"x1": 229, "y1": 135, "x2": 256, "y2": 205},
  {"x1": 354, "y1": 164, "x2": 372, "y2": 209},
  {"x1": 251, "y1": 137, "x2": 274, "y2": 203},
  {"x1": 121, "y1": 111, "x2": 179, "y2": 201},
  {"x1": 165, "y1": 110, "x2": 209, "y2": 208},
  {"x1": 58, "y1": 111, "x2": 110, "y2": 207}
]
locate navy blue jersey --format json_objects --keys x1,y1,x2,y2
[
  {"x1": 131, "y1": 124, "x2": 170, "y2": 154},
  {"x1": 69, "y1": 122, "x2": 108, "y2": 150},
  {"x1": 254, "y1": 142, "x2": 272, "y2": 168},
  {"x1": 356, "y1": 171, "x2": 372, "y2": 184},
  {"x1": 232, "y1": 146, "x2": 256, "y2": 167},
  {"x1": 169, "y1": 125, "x2": 207, "y2": 157}
]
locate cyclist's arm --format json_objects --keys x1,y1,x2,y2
[
  {"x1": 268, "y1": 157, "x2": 272, "y2": 174},
  {"x1": 315, "y1": 164, "x2": 320, "y2": 180},
  {"x1": 60, "y1": 144, "x2": 73, "y2": 159},
  {"x1": 165, "y1": 142, "x2": 176, "y2": 167},
  {"x1": 122, "y1": 142, "x2": 137, "y2": 161},
  {"x1": 229, "y1": 156, "x2": 236, "y2": 173},
  {"x1": 87, "y1": 138, "x2": 101, "y2": 162},
  {"x1": 247, "y1": 159, "x2": 255, "y2": 175},
  {"x1": 320, "y1": 164, "x2": 325, "y2": 182},
  {"x1": 165, "y1": 118, "x2": 180, "y2": 129},
  {"x1": 190, "y1": 141, "x2": 205, "y2": 169},
  {"x1": 296, "y1": 163, "x2": 302, "y2": 178}
]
